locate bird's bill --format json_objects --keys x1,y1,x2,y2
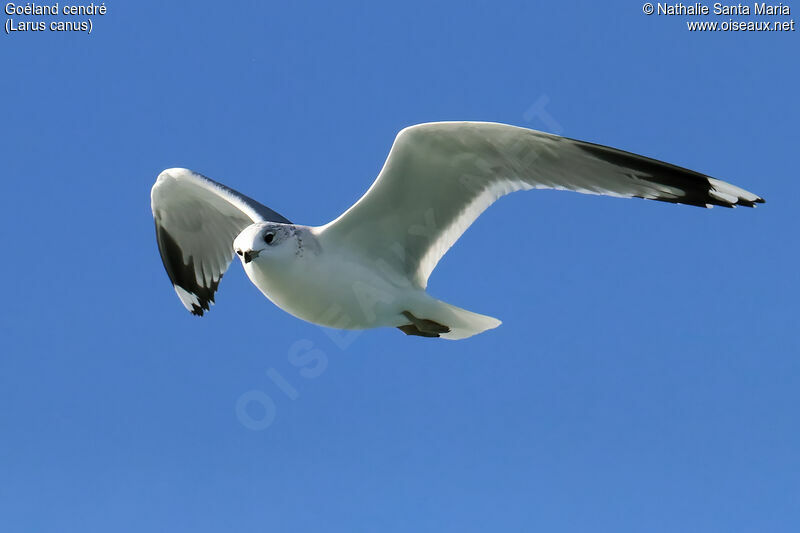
[{"x1": 243, "y1": 249, "x2": 261, "y2": 263}]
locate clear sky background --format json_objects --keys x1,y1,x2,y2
[{"x1": 1, "y1": 1, "x2": 798, "y2": 531}]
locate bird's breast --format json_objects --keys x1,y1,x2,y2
[{"x1": 243, "y1": 252, "x2": 405, "y2": 329}]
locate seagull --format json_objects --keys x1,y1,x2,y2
[{"x1": 151, "y1": 122, "x2": 763, "y2": 339}]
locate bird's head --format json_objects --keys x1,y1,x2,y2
[{"x1": 233, "y1": 222, "x2": 300, "y2": 266}]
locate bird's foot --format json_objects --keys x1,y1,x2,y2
[{"x1": 397, "y1": 311, "x2": 451, "y2": 338}]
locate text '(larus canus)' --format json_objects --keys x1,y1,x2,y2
[{"x1": 151, "y1": 122, "x2": 764, "y2": 339}]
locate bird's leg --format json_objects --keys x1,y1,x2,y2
[{"x1": 397, "y1": 311, "x2": 451, "y2": 337}]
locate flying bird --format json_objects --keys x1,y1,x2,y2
[{"x1": 151, "y1": 122, "x2": 763, "y2": 339}]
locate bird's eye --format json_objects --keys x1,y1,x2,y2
[
  {"x1": 236, "y1": 250, "x2": 243, "y2": 256},
  {"x1": 264, "y1": 232, "x2": 274, "y2": 245}
]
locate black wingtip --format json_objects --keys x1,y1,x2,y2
[
  {"x1": 155, "y1": 222, "x2": 221, "y2": 315},
  {"x1": 574, "y1": 141, "x2": 765, "y2": 210}
]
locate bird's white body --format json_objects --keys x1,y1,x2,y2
[
  {"x1": 240, "y1": 225, "x2": 400, "y2": 329},
  {"x1": 151, "y1": 121, "x2": 763, "y2": 339},
  {"x1": 244, "y1": 249, "x2": 413, "y2": 329},
  {"x1": 233, "y1": 223, "x2": 499, "y2": 339}
]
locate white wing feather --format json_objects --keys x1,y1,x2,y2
[
  {"x1": 321, "y1": 122, "x2": 763, "y2": 288},
  {"x1": 151, "y1": 168, "x2": 290, "y2": 315}
]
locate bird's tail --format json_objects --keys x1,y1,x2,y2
[{"x1": 411, "y1": 297, "x2": 502, "y2": 340}]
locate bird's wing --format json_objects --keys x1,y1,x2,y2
[
  {"x1": 320, "y1": 122, "x2": 763, "y2": 288},
  {"x1": 151, "y1": 168, "x2": 291, "y2": 315}
]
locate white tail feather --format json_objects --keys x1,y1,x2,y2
[{"x1": 412, "y1": 298, "x2": 501, "y2": 340}]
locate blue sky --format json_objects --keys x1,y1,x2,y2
[{"x1": 1, "y1": 1, "x2": 798, "y2": 531}]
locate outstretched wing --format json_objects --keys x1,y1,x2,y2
[
  {"x1": 151, "y1": 168, "x2": 291, "y2": 315},
  {"x1": 320, "y1": 122, "x2": 764, "y2": 288}
]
